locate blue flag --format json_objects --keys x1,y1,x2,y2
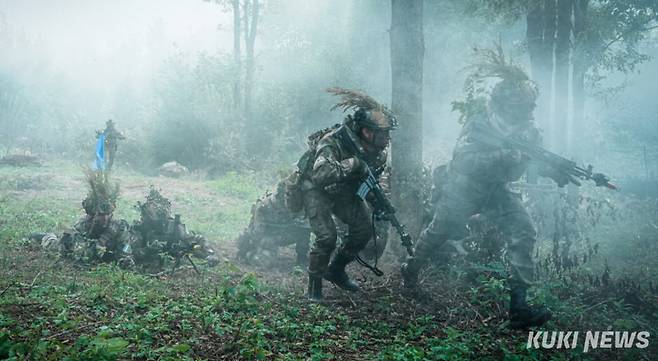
[{"x1": 94, "y1": 133, "x2": 106, "y2": 171}]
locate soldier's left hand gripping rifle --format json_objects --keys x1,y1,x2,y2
[
  {"x1": 473, "y1": 124, "x2": 618, "y2": 190},
  {"x1": 336, "y1": 125, "x2": 415, "y2": 258}
]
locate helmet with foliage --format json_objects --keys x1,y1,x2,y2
[
  {"x1": 453, "y1": 44, "x2": 538, "y2": 124},
  {"x1": 326, "y1": 87, "x2": 398, "y2": 131},
  {"x1": 81, "y1": 169, "x2": 119, "y2": 215},
  {"x1": 136, "y1": 187, "x2": 172, "y2": 225}
]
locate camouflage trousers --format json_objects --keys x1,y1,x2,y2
[
  {"x1": 303, "y1": 189, "x2": 373, "y2": 275},
  {"x1": 411, "y1": 174, "x2": 537, "y2": 288}
]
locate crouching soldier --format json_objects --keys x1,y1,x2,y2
[
  {"x1": 297, "y1": 87, "x2": 397, "y2": 302},
  {"x1": 237, "y1": 180, "x2": 310, "y2": 267}
]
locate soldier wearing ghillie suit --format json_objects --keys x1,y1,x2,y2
[
  {"x1": 237, "y1": 180, "x2": 310, "y2": 266},
  {"x1": 299, "y1": 88, "x2": 397, "y2": 302},
  {"x1": 130, "y1": 187, "x2": 219, "y2": 271},
  {"x1": 401, "y1": 46, "x2": 571, "y2": 329},
  {"x1": 96, "y1": 119, "x2": 125, "y2": 171},
  {"x1": 32, "y1": 169, "x2": 134, "y2": 269}
]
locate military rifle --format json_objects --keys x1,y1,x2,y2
[
  {"x1": 472, "y1": 123, "x2": 618, "y2": 190},
  {"x1": 335, "y1": 125, "x2": 415, "y2": 257},
  {"x1": 169, "y1": 214, "x2": 200, "y2": 274}
]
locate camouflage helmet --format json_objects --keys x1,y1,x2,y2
[
  {"x1": 326, "y1": 87, "x2": 398, "y2": 131},
  {"x1": 490, "y1": 78, "x2": 538, "y2": 110},
  {"x1": 352, "y1": 108, "x2": 398, "y2": 131},
  {"x1": 136, "y1": 187, "x2": 172, "y2": 221},
  {"x1": 81, "y1": 169, "x2": 119, "y2": 215},
  {"x1": 463, "y1": 44, "x2": 537, "y2": 118}
]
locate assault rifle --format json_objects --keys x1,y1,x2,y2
[
  {"x1": 472, "y1": 123, "x2": 618, "y2": 190},
  {"x1": 336, "y1": 125, "x2": 415, "y2": 257},
  {"x1": 169, "y1": 214, "x2": 201, "y2": 274}
]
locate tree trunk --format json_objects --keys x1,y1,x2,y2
[
  {"x1": 526, "y1": 2, "x2": 544, "y2": 184},
  {"x1": 241, "y1": 0, "x2": 259, "y2": 152},
  {"x1": 553, "y1": 0, "x2": 572, "y2": 151},
  {"x1": 539, "y1": 0, "x2": 557, "y2": 149},
  {"x1": 390, "y1": 0, "x2": 424, "y2": 245},
  {"x1": 232, "y1": 0, "x2": 241, "y2": 111},
  {"x1": 571, "y1": 0, "x2": 589, "y2": 155},
  {"x1": 244, "y1": 0, "x2": 258, "y2": 118},
  {"x1": 527, "y1": 1, "x2": 558, "y2": 181},
  {"x1": 526, "y1": 4, "x2": 544, "y2": 77}
]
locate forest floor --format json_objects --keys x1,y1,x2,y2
[{"x1": 0, "y1": 160, "x2": 656, "y2": 360}]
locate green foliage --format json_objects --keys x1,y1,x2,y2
[
  {"x1": 2, "y1": 159, "x2": 657, "y2": 360},
  {"x1": 149, "y1": 53, "x2": 225, "y2": 170},
  {"x1": 0, "y1": 73, "x2": 40, "y2": 153},
  {"x1": 451, "y1": 94, "x2": 487, "y2": 124},
  {"x1": 581, "y1": 1, "x2": 658, "y2": 91},
  {"x1": 461, "y1": 0, "x2": 533, "y2": 23}
]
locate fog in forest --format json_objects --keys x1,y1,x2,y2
[
  {"x1": 1, "y1": 1, "x2": 658, "y2": 359},
  {"x1": 2, "y1": 0, "x2": 657, "y2": 177}
]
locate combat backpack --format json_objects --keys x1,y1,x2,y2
[{"x1": 283, "y1": 124, "x2": 341, "y2": 213}]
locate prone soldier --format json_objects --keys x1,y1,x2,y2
[
  {"x1": 130, "y1": 187, "x2": 219, "y2": 272},
  {"x1": 32, "y1": 169, "x2": 134, "y2": 269}
]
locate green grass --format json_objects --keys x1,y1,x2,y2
[{"x1": 1, "y1": 161, "x2": 656, "y2": 360}]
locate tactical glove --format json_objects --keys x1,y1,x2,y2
[{"x1": 347, "y1": 157, "x2": 369, "y2": 179}]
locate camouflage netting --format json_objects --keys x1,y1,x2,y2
[
  {"x1": 452, "y1": 43, "x2": 538, "y2": 123},
  {"x1": 81, "y1": 169, "x2": 120, "y2": 215},
  {"x1": 136, "y1": 186, "x2": 172, "y2": 220}
]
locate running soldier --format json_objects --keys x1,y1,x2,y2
[
  {"x1": 401, "y1": 47, "x2": 570, "y2": 328},
  {"x1": 298, "y1": 88, "x2": 397, "y2": 302}
]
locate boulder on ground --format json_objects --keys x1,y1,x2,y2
[{"x1": 158, "y1": 161, "x2": 189, "y2": 178}]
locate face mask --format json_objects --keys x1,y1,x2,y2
[{"x1": 372, "y1": 130, "x2": 391, "y2": 149}]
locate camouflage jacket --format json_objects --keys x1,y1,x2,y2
[
  {"x1": 449, "y1": 111, "x2": 541, "y2": 187},
  {"x1": 305, "y1": 125, "x2": 388, "y2": 196},
  {"x1": 131, "y1": 217, "x2": 214, "y2": 262},
  {"x1": 61, "y1": 216, "x2": 133, "y2": 265},
  {"x1": 252, "y1": 189, "x2": 306, "y2": 230}
]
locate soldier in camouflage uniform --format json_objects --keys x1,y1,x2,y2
[
  {"x1": 33, "y1": 170, "x2": 134, "y2": 268},
  {"x1": 401, "y1": 48, "x2": 569, "y2": 328},
  {"x1": 237, "y1": 179, "x2": 389, "y2": 268},
  {"x1": 96, "y1": 119, "x2": 125, "y2": 171},
  {"x1": 301, "y1": 88, "x2": 396, "y2": 302},
  {"x1": 237, "y1": 180, "x2": 310, "y2": 266},
  {"x1": 130, "y1": 187, "x2": 219, "y2": 271}
]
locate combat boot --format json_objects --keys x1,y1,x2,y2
[
  {"x1": 509, "y1": 286, "x2": 552, "y2": 329},
  {"x1": 307, "y1": 253, "x2": 329, "y2": 302},
  {"x1": 324, "y1": 251, "x2": 359, "y2": 292},
  {"x1": 307, "y1": 273, "x2": 323, "y2": 302}
]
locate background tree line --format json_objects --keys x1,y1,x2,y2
[{"x1": 0, "y1": 0, "x2": 656, "y2": 179}]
